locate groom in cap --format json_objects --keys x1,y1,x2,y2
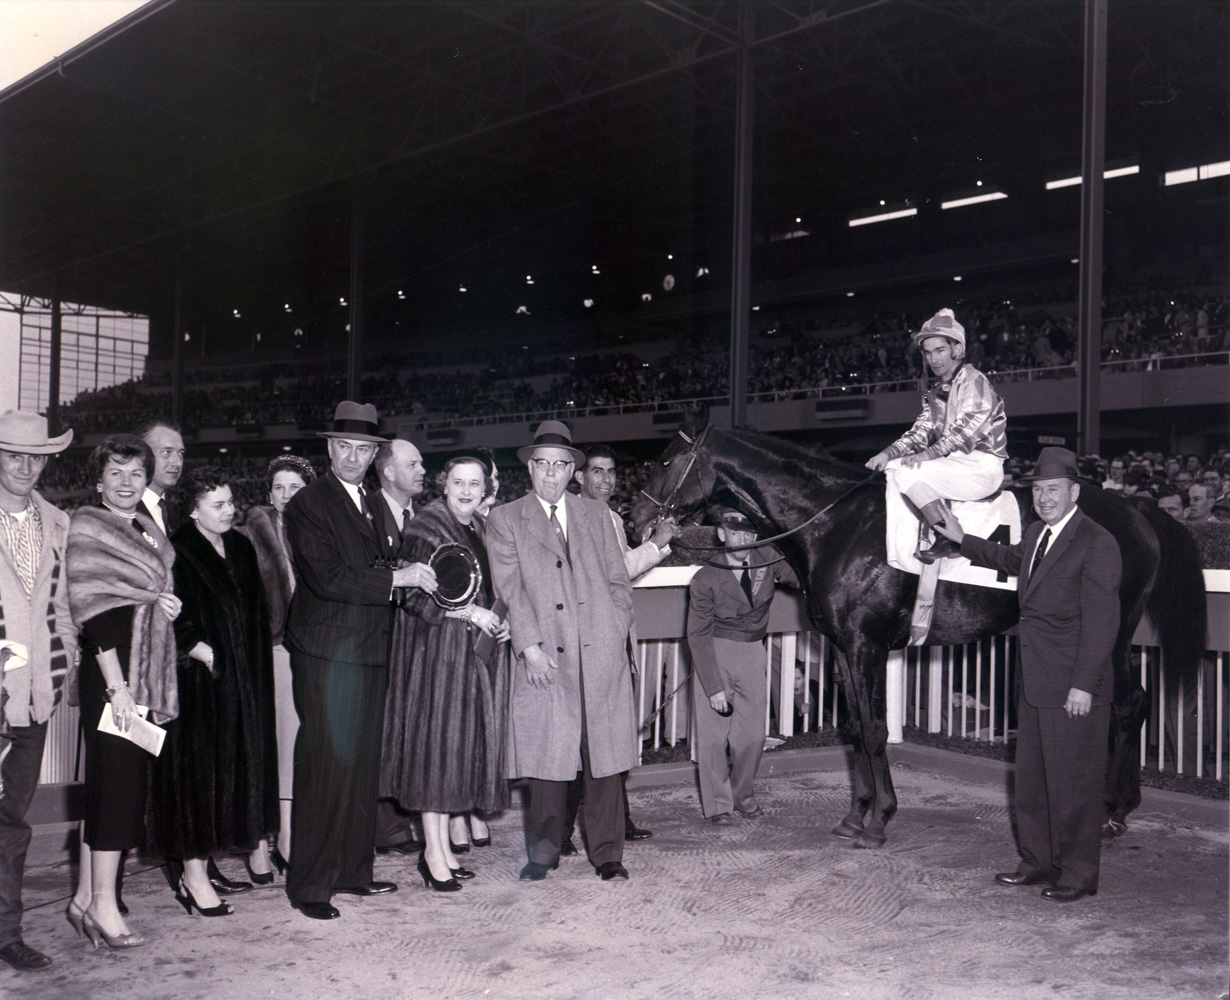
[{"x1": 283, "y1": 402, "x2": 437, "y2": 919}]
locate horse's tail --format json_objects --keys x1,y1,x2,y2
[{"x1": 1140, "y1": 502, "x2": 1206, "y2": 689}]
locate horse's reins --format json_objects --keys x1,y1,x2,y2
[{"x1": 637, "y1": 426, "x2": 879, "y2": 569}]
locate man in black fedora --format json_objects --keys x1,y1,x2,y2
[
  {"x1": 936, "y1": 446, "x2": 1121, "y2": 903},
  {"x1": 282, "y1": 402, "x2": 438, "y2": 919}
]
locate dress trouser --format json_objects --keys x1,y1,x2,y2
[
  {"x1": 524, "y1": 661, "x2": 625, "y2": 869},
  {"x1": 1014, "y1": 699, "x2": 1109, "y2": 890},
  {"x1": 0, "y1": 722, "x2": 47, "y2": 948},
  {"x1": 692, "y1": 637, "x2": 766, "y2": 818},
  {"x1": 286, "y1": 651, "x2": 387, "y2": 904},
  {"x1": 374, "y1": 798, "x2": 415, "y2": 848}
]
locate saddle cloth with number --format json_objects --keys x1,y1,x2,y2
[{"x1": 884, "y1": 488, "x2": 1022, "y2": 591}]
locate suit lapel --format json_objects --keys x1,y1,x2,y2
[
  {"x1": 523, "y1": 493, "x2": 568, "y2": 563},
  {"x1": 326, "y1": 473, "x2": 382, "y2": 552},
  {"x1": 1023, "y1": 510, "x2": 1081, "y2": 597}
]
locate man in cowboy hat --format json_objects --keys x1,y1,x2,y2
[
  {"x1": 866, "y1": 308, "x2": 1008, "y2": 562},
  {"x1": 282, "y1": 402, "x2": 437, "y2": 919},
  {"x1": 486, "y1": 420, "x2": 636, "y2": 881},
  {"x1": 935, "y1": 447, "x2": 1121, "y2": 903},
  {"x1": 0, "y1": 410, "x2": 77, "y2": 970},
  {"x1": 686, "y1": 507, "x2": 799, "y2": 825}
]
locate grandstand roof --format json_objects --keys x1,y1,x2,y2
[{"x1": 0, "y1": 0, "x2": 1225, "y2": 355}]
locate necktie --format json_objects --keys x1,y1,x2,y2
[
  {"x1": 739, "y1": 561, "x2": 754, "y2": 604},
  {"x1": 400, "y1": 506, "x2": 410, "y2": 539},
  {"x1": 357, "y1": 486, "x2": 374, "y2": 525},
  {"x1": 550, "y1": 504, "x2": 570, "y2": 565},
  {"x1": 1029, "y1": 527, "x2": 1051, "y2": 579},
  {"x1": 158, "y1": 496, "x2": 172, "y2": 532}
]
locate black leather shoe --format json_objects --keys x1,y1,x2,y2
[
  {"x1": 292, "y1": 901, "x2": 340, "y2": 920},
  {"x1": 470, "y1": 836, "x2": 491, "y2": 847},
  {"x1": 709, "y1": 812, "x2": 734, "y2": 825},
  {"x1": 625, "y1": 825, "x2": 653, "y2": 840},
  {"x1": 333, "y1": 881, "x2": 397, "y2": 896},
  {"x1": 994, "y1": 871, "x2": 1053, "y2": 887},
  {"x1": 519, "y1": 860, "x2": 558, "y2": 881},
  {"x1": 449, "y1": 865, "x2": 476, "y2": 880},
  {"x1": 448, "y1": 839, "x2": 471, "y2": 854},
  {"x1": 375, "y1": 838, "x2": 425, "y2": 856},
  {"x1": 559, "y1": 838, "x2": 579, "y2": 856},
  {"x1": 734, "y1": 805, "x2": 765, "y2": 819},
  {"x1": 916, "y1": 539, "x2": 961, "y2": 564},
  {"x1": 596, "y1": 861, "x2": 629, "y2": 881},
  {"x1": 0, "y1": 940, "x2": 52, "y2": 971},
  {"x1": 207, "y1": 858, "x2": 253, "y2": 895},
  {"x1": 1041, "y1": 885, "x2": 1097, "y2": 903}
]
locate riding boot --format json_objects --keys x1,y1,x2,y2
[{"x1": 915, "y1": 499, "x2": 960, "y2": 564}]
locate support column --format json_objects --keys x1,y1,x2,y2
[
  {"x1": 47, "y1": 289, "x2": 62, "y2": 433},
  {"x1": 171, "y1": 260, "x2": 184, "y2": 427},
  {"x1": 347, "y1": 175, "x2": 365, "y2": 402},
  {"x1": 728, "y1": 0, "x2": 753, "y2": 429},
  {"x1": 1077, "y1": 0, "x2": 1107, "y2": 456}
]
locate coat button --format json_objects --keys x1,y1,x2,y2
[
  {"x1": 556, "y1": 603, "x2": 563, "y2": 610},
  {"x1": 556, "y1": 646, "x2": 564, "y2": 654},
  {"x1": 556, "y1": 560, "x2": 563, "y2": 568}
]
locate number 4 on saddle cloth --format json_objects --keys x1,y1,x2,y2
[{"x1": 884, "y1": 489, "x2": 1022, "y2": 591}]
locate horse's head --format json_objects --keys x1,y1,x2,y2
[{"x1": 630, "y1": 418, "x2": 714, "y2": 540}]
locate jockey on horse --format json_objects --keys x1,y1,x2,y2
[{"x1": 865, "y1": 308, "x2": 1007, "y2": 563}]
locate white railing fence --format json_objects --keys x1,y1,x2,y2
[{"x1": 634, "y1": 632, "x2": 1229, "y2": 781}]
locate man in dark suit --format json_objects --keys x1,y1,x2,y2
[
  {"x1": 282, "y1": 402, "x2": 437, "y2": 920},
  {"x1": 486, "y1": 421, "x2": 635, "y2": 882},
  {"x1": 370, "y1": 437, "x2": 427, "y2": 856},
  {"x1": 135, "y1": 419, "x2": 184, "y2": 537},
  {"x1": 936, "y1": 447, "x2": 1121, "y2": 902}
]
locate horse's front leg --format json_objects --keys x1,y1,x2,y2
[
  {"x1": 848, "y1": 639, "x2": 897, "y2": 848},
  {"x1": 829, "y1": 648, "x2": 873, "y2": 840},
  {"x1": 1105, "y1": 636, "x2": 1148, "y2": 843}
]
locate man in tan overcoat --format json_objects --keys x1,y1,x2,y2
[{"x1": 487, "y1": 421, "x2": 635, "y2": 882}]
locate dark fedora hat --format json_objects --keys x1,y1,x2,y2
[
  {"x1": 318, "y1": 401, "x2": 388, "y2": 444},
  {"x1": 516, "y1": 420, "x2": 585, "y2": 465},
  {"x1": 1018, "y1": 446, "x2": 1086, "y2": 483}
]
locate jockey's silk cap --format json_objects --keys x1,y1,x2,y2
[
  {"x1": 711, "y1": 506, "x2": 757, "y2": 532},
  {"x1": 318, "y1": 400, "x2": 388, "y2": 443},
  {"x1": 0, "y1": 409, "x2": 73, "y2": 454},
  {"x1": 517, "y1": 419, "x2": 585, "y2": 465},
  {"x1": 1019, "y1": 446, "x2": 1085, "y2": 483},
  {"x1": 912, "y1": 308, "x2": 965, "y2": 351}
]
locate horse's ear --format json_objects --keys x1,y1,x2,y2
[{"x1": 682, "y1": 402, "x2": 709, "y2": 437}]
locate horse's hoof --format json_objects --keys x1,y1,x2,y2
[
  {"x1": 851, "y1": 830, "x2": 888, "y2": 850},
  {"x1": 831, "y1": 820, "x2": 863, "y2": 840}
]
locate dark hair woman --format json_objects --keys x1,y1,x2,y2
[
  {"x1": 147, "y1": 467, "x2": 277, "y2": 916},
  {"x1": 66, "y1": 434, "x2": 180, "y2": 949},
  {"x1": 236, "y1": 454, "x2": 315, "y2": 868},
  {"x1": 380, "y1": 455, "x2": 511, "y2": 890}
]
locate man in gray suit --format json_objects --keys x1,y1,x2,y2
[{"x1": 487, "y1": 421, "x2": 635, "y2": 882}]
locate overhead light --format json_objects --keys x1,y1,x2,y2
[
  {"x1": 1045, "y1": 175, "x2": 1083, "y2": 190},
  {"x1": 526, "y1": 275, "x2": 534, "y2": 285},
  {"x1": 459, "y1": 284, "x2": 467, "y2": 293},
  {"x1": 232, "y1": 309, "x2": 241, "y2": 318},
  {"x1": 283, "y1": 303, "x2": 292, "y2": 312},
  {"x1": 1104, "y1": 164, "x2": 1139, "y2": 179},
  {"x1": 846, "y1": 291, "x2": 855, "y2": 297},
  {"x1": 795, "y1": 217, "x2": 802, "y2": 224},
  {"x1": 515, "y1": 305, "x2": 529, "y2": 314},
  {"x1": 641, "y1": 293, "x2": 652, "y2": 302},
  {"x1": 282, "y1": 445, "x2": 292, "y2": 452},
  {"x1": 1047, "y1": 164, "x2": 1140, "y2": 189},
  {"x1": 1164, "y1": 167, "x2": 1198, "y2": 186},
  {"x1": 751, "y1": 305, "x2": 760, "y2": 311},
  {"x1": 849, "y1": 207, "x2": 917, "y2": 227},
  {"x1": 953, "y1": 275, "x2": 963, "y2": 282},
  {"x1": 583, "y1": 298, "x2": 594, "y2": 308},
  {"x1": 1200, "y1": 160, "x2": 1230, "y2": 179},
  {"x1": 1070, "y1": 258, "x2": 1079, "y2": 264},
  {"x1": 339, "y1": 297, "x2": 347, "y2": 306},
  {"x1": 591, "y1": 264, "x2": 601, "y2": 274},
  {"x1": 696, "y1": 266, "x2": 709, "y2": 277},
  {"x1": 941, "y1": 191, "x2": 1007, "y2": 210},
  {"x1": 667, "y1": 254, "x2": 673, "y2": 260},
  {"x1": 397, "y1": 290, "x2": 405, "y2": 300},
  {"x1": 218, "y1": 447, "x2": 228, "y2": 454}
]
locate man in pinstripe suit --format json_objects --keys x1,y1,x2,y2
[{"x1": 282, "y1": 402, "x2": 436, "y2": 920}]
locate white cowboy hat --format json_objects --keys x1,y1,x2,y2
[{"x1": 0, "y1": 410, "x2": 73, "y2": 454}]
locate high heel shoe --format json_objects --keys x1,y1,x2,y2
[
  {"x1": 81, "y1": 911, "x2": 145, "y2": 950},
  {"x1": 206, "y1": 857, "x2": 253, "y2": 895},
  {"x1": 244, "y1": 857, "x2": 275, "y2": 886},
  {"x1": 449, "y1": 864, "x2": 476, "y2": 880},
  {"x1": 175, "y1": 880, "x2": 234, "y2": 917},
  {"x1": 270, "y1": 846, "x2": 289, "y2": 875},
  {"x1": 65, "y1": 899, "x2": 86, "y2": 938},
  {"x1": 417, "y1": 853, "x2": 461, "y2": 893},
  {"x1": 470, "y1": 836, "x2": 491, "y2": 847},
  {"x1": 448, "y1": 838, "x2": 471, "y2": 854}
]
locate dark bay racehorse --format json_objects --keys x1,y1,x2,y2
[{"x1": 631, "y1": 416, "x2": 1206, "y2": 848}]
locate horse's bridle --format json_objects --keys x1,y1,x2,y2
[{"x1": 637, "y1": 425, "x2": 711, "y2": 526}]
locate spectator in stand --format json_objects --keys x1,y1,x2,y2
[
  {"x1": 1173, "y1": 469, "x2": 1194, "y2": 492},
  {"x1": 1156, "y1": 486, "x2": 1186, "y2": 521},
  {"x1": 1202, "y1": 468, "x2": 1225, "y2": 504},
  {"x1": 1185, "y1": 484, "x2": 1218, "y2": 524},
  {"x1": 1120, "y1": 468, "x2": 1151, "y2": 499},
  {"x1": 1103, "y1": 457, "x2": 1126, "y2": 492}
]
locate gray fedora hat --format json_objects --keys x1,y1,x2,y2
[
  {"x1": 516, "y1": 420, "x2": 585, "y2": 465},
  {"x1": 318, "y1": 401, "x2": 388, "y2": 443},
  {"x1": 1018, "y1": 446, "x2": 1086, "y2": 483}
]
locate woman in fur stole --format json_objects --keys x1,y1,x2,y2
[
  {"x1": 66, "y1": 435, "x2": 180, "y2": 949},
  {"x1": 380, "y1": 454, "x2": 511, "y2": 890},
  {"x1": 148, "y1": 467, "x2": 277, "y2": 916},
  {"x1": 236, "y1": 454, "x2": 314, "y2": 868}
]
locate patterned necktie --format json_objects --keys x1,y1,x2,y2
[
  {"x1": 1029, "y1": 527, "x2": 1051, "y2": 580},
  {"x1": 550, "y1": 504, "x2": 570, "y2": 565},
  {"x1": 739, "y1": 561, "x2": 754, "y2": 604}
]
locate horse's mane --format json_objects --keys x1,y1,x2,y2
[{"x1": 721, "y1": 427, "x2": 878, "y2": 485}]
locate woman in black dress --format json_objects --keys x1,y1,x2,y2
[
  {"x1": 66, "y1": 435, "x2": 181, "y2": 949},
  {"x1": 149, "y1": 467, "x2": 278, "y2": 916},
  {"x1": 381, "y1": 455, "x2": 510, "y2": 890}
]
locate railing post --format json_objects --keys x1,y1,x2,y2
[
  {"x1": 927, "y1": 646, "x2": 944, "y2": 734},
  {"x1": 886, "y1": 648, "x2": 904, "y2": 744}
]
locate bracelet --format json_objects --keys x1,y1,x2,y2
[
  {"x1": 105, "y1": 680, "x2": 128, "y2": 701},
  {"x1": 460, "y1": 606, "x2": 472, "y2": 624}
]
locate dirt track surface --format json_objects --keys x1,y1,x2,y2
[{"x1": 9, "y1": 754, "x2": 1228, "y2": 1000}]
